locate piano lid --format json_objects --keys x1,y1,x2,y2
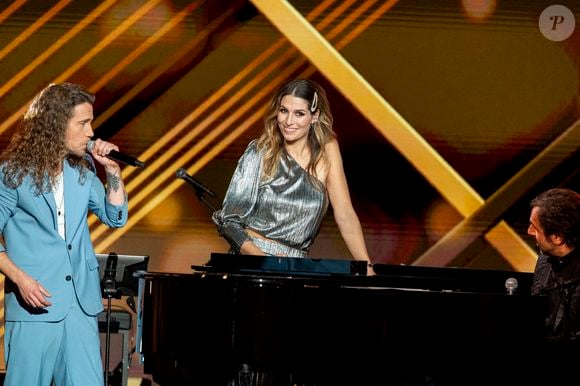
[
  {"x1": 372, "y1": 262, "x2": 534, "y2": 295},
  {"x1": 192, "y1": 253, "x2": 534, "y2": 295},
  {"x1": 192, "y1": 253, "x2": 368, "y2": 276}
]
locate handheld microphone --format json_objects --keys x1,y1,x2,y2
[
  {"x1": 86, "y1": 140, "x2": 145, "y2": 168},
  {"x1": 176, "y1": 168, "x2": 216, "y2": 197},
  {"x1": 505, "y1": 277, "x2": 518, "y2": 295}
]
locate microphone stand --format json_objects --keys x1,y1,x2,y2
[
  {"x1": 185, "y1": 180, "x2": 218, "y2": 212},
  {"x1": 175, "y1": 168, "x2": 218, "y2": 212},
  {"x1": 196, "y1": 191, "x2": 217, "y2": 212},
  {"x1": 101, "y1": 253, "x2": 121, "y2": 386}
]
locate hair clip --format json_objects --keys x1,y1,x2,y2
[{"x1": 311, "y1": 92, "x2": 318, "y2": 112}]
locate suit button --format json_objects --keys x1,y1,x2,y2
[
  {"x1": 65, "y1": 275, "x2": 72, "y2": 281},
  {"x1": 68, "y1": 244, "x2": 72, "y2": 250}
]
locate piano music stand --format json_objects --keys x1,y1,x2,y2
[{"x1": 97, "y1": 252, "x2": 149, "y2": 386}]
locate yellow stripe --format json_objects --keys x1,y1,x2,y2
[
  {"x1": 0, "y1": 0, "x2": 27, "y2": 24},
  {"x1": 91, "y1": 0, "x2": 204, "y2": 92},
  {"x1": 0, "y1": 0, "x2": 71, "y2": 62},
  {"x1": 0, "y1": 0, "x2": 118, "y2": 133},
  {"x1": 0, "y1": 0, "x2": 164, "y2": 134}
]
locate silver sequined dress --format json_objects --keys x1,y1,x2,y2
[{"x1": 212, "y1": 140, "x2": 329, "y2": 257}]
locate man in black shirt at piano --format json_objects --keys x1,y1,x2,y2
[{"x1": 529, "y1": 188, "x2": 580, "y2": 385}]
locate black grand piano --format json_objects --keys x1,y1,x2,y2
[{"x1": 141, "y1": 254, "x2": 547, "y2": 386}]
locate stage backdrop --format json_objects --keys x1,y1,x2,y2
[{"x1": 0, "y1": 0, "x2": 578, "y2": 371}]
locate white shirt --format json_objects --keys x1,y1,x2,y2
[{"x1": 52, "y1": 172, "x2": 65, "y2": 239}]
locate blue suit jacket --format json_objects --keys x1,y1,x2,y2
[{"x1": 0, "y1": 159, "x2": 128, "y2": 321}]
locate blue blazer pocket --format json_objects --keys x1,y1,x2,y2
[{"x1": 86, "y1": 253, "x2": 99, "y2": 271}]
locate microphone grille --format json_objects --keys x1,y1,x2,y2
[
  {"x1": 176, "y1": 168, "x2": 186, "y2": 179},
  {"x1": 505, "y1": 277, "x2": 518, "y2": 291},
  {"x1": 86, "y1": 140, "x2": 95, "y2": 152}
]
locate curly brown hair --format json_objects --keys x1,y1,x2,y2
[
  {"x1": 0, "y1": 83, "x2": 95, "y2": 195},
  {"x1": 256, "y1": 79, "x2": 336, "y2": 181}
]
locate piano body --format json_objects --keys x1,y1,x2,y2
[{"x1": 141, "y1": 254, "x2": 546, "y2": 385}]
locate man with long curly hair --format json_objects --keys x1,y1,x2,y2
[{"x1": 0, "y1": 82, "x2": 128, "y2": 386}]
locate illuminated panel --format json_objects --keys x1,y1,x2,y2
[
  {"x1": 0, "y1": 0, "x2": 160, "y2": 135},
  {"x1": 416, "y1": 119, "x2": 579, "y2": 269},
  {"x1": 91, "y1": 0, "x2": 203, "y2": 92},
  {"x1": 249, "y1": 0, "x2": 537, "y2": 270},
  {"x1": 0, "y1": 0, "x2": 71, "y2": 62},
  {"x1": 0, "y1": 0, "x2": 116, "y2": 97},
  {"x1": 0, "y1": 0, "x2": 27, "y2": 25},
  {"x1": 92, "y1": 4, "x2": 236, "y2": 135}
]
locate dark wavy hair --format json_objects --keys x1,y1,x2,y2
[
  {"x1": 256, "y1": 79, "x2": 336, "y2": 180},
  {"x1": 531, "y1": 188, "x2": 580, "y2": 249},
  {"x1": 0, "y1": 83, "x2": 94, "y2": 194}
]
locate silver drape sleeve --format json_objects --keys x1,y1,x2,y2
[{"x1": 212, "y1": 141, "x2": 262, "y2": 252}]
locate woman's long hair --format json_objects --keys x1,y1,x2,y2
[
  {"x1": 256, "y1": 79, "x2": 336, "y2": 181},
  {"x1": 0, "y1": 83, "x2": 94, "y2": 194}
]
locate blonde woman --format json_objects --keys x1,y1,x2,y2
[{"x1": 213, "y1": 79, "x2": 371, "y2": 269}]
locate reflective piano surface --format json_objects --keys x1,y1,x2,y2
[{"x1": 141, "y1": 254, "x2": 546, "y2": 386}]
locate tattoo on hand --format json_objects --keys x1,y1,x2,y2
[{"x1": 106, "y1": 173, "x2": 120, "y2": 193}]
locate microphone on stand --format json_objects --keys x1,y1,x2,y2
[
  {"x1": 176, "y1": 168, "x2": 216, "y2": 197},
  {"x1": 86, "y1": 140, "x2": 145, "y2": 168},
  {"x1": 505, "y1": 277, "x2": 518, "y2": 295}
]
